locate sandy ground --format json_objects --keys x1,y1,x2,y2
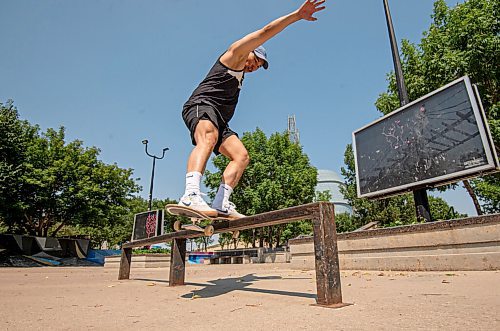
[{"x1": 0, "y1": 264, "x2": 499, "y2": 331}]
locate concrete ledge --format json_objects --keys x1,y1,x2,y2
[
  {"x1": 292, "y1": 252, "x2": 500, "y2": 271},
  {"x1": 209, "y1": 255, "x2": 252, "y2": 265},
  {"x1": 105, "y1": 254, "x2": 170, "y2": 268},
  {"x1": 290, "y1": 213, "x2": 500, "y2": 271},
  {"x1": 261, "y1": 252, "x2": 290, "y2": 263},
  {"x1": 208, "y1": 248, "x2": 290, "y2": 264}
]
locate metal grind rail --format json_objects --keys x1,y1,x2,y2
[{"x1": 118, "y1": 202, "x2": 347, "y2": 308}]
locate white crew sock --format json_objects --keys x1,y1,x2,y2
[
  {"x1": 185, "y1": 171, "x2": 202, "y2": 195},
  {"x1": 212, "y1": 183, "x2": 233, "y2": 210}
]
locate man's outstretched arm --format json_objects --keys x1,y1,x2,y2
[{"x1": 220, "y1": 0, "x2": 326, "y2": 70}]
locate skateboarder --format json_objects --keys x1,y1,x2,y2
[{"x1": 179, "y1": 0, "x2": 326, "y2": 218}]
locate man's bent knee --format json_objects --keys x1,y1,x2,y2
[
  {"x1": 240, "y1": 152, "x2": 250, "y2": 167},
  {"x1": 232, "y1": 150, "x2": 250, "y2": 168}
]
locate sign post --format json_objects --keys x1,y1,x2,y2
[{"x1": 383, "y1": 0, "x2": 431, "y2": 221}]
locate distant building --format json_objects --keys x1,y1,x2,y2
[{"x1": 316, "y1": 169, "x2": 352, "y2": 214}]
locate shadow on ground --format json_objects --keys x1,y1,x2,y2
[
  {"x1": 183, "y1": 274, "x2": 316, "y2": 300},
  {"x1": 133, "y1": 274, "x2": 315, "y2": 299}
]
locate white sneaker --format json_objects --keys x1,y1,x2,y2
[
  {"x1": 178, "y1": 192, "x2": 218, "y2": 217},
  {"x1": 213, "y1": 201, "x2": 246, "y2": 219}
]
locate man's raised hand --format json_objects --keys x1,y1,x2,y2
[{"x1": 296, "y1": 0, "x2": 326, "y2": 21}]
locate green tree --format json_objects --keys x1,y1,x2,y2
[
  {"x1": 0, "y1": 102, "x2": 141, "y2": 237},
  {"x1": 194, "y1": 235, "x2": 214, "y2": 252},
  {"x1": 24, "y1": 128, "x2": 140, "y2": 236},
  {"x1": 428, "y1": 195, "x2": 467, "y2": 220},
  {"x1": 375, "y1": 0, "x2": 499, "y2": 213},
  {"x1": 205, "y1": 128, "x2": 318, "y2": 248},
  {"x1": 218, "y1": 233, "x2": 232, "y2": 250},
  {"x1": 314, "y1": 190, "x2": 332, "y2": 202},
  {"x1": 472, "y1": 177, "x2": 500, "y2": 213},
  {"x1": 59, "y1": 197, "x2": 179, "y2": 248},
  {"x1": 218, "y1": 230, "x2": 248, "y2": 250},
  {"x1": 86, "y1": 198, "x2": 172, "y2": 248},
  {"x1": 0, "y1": 101, "x2": 37, "y2": 231}
]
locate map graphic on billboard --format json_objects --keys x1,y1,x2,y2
[
  {"x1": 353, "y1": 76, "x2": 499, "y2": 198},
  {"x1": 131, "y1": 210, "x2": 164, "y2": 241}
]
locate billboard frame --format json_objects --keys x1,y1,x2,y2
[
  {"x1": 131, "y1": 209, "x2": 164, "y2": 242},
  {"x1": 353, "y1": 76, "x2": 499, "y2": 199}
]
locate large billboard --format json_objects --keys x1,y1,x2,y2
[{"x1": 353, "y1": 76, "x2": 499, "y2": 199}]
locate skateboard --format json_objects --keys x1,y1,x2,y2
[{"x1": 165, "y1": 204, "x2": 240, "y2": 238}]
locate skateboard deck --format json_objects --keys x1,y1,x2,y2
[{"x1": 165, "y1": 204, "x2": 239, "y2": 238}]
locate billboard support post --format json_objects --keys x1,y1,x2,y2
[{"x1": 383, "y1": 0, "x2": 432, "y2": 222}]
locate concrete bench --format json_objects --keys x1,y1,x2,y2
[{"x1": 208, "y1": 255, "x2": 251, "y2": 264}]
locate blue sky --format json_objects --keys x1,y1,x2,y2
[{"x1": 1, "y1": 0, "x2": 477, "y2": 216}]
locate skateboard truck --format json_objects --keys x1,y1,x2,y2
[
  {"x1": 173, "y1": 219, "x2": 239, "y2": 238},
  {"x1": 167, "y1": 204, "x2": 240, "y2": 239},
  {"x1": 173, "y1": 219, "x2": 215, "y2": 236}
]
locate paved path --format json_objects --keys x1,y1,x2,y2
[{"x1": 1, "y1": 264, "x2": 499, "y2": 330}]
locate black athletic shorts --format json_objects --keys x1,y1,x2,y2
[{"x1": 182, "y1": 104, "x2": 238, "y2": 155}]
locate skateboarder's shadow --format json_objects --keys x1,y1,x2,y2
[{"x1": 182, "y1": 273, "x2": 316, "y2": 299}]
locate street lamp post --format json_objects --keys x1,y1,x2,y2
[
  {"x1": 142, "y1": 139, "x2": 169, "y2": 211},
  {"x1": 382, "y1": 0, "x2": 432, "y2": 222}
]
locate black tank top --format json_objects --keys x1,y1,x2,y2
[{"x1": 184, "y1": 58, "x2": 244, "y2": 123}]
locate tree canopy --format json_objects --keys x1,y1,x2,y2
[
  {"x1": 70, "y1": 197, "x2": 178, "y2": 249},
  {"x1": 205, "y1": 128, "x2": 318, "y2": 248},
  {"x1": 0, "y1": 101, "x2": 141, "y2": 239},
  {"x1": 375, "y1": 0, "x2": 499, "y2": 212}
]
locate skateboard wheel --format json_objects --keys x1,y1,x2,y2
[
  {"x1": 173, "y1": 220, "x2": 181, "y2": 231},
  {"x1": 204, "y1": 225, "x2": 214, "y2": 236},
  {"x1": 232, "y1": 230, "x2": 240, "y2": 239}
]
